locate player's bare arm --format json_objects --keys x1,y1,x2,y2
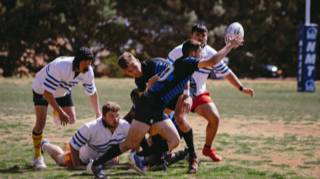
[
  {"x1": 198, "y1": 36, "x2": 243, "y2": 68},
  {"x1": 225, "y1": 71, "x2": 255, "y2": 97},
  {"x1": 69, "y1": 144, "x2": 83, "y2": 169},
  {"x1": 43, "y1": 90, "x2": 69, "y2": 125},
  {"x1": 89, "y1": 91, "x2": 102, "y2": 118}
]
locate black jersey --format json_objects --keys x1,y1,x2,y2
[
  {"x1": 135, "y1": 58, "x2": 170, "y2": 92},
  {"x1": 147, "y1": 56, "x2": 199, "y2": 105}
]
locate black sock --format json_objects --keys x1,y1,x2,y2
[
  {"x1": 93, "y1": 144, "x2": 121, "y2": 166},
  {"x1": 204, "y1": 144, "x2": 211, "y2": 149},
  {"x1": 182, "y1": 129, "x2": 196, "y2": 157},
  {"x1": 145, "y1": 136, "x2": 169, "y2": 165},
  {"x1": 138, "y1": 137, "x2": 151, "y2": 156}
]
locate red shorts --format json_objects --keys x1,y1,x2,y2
[{"x1": 191, "y1": 91, "x2": 213, "y2": 112}]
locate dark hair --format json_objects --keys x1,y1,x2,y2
[
  {"x1": 182, "y1": 39, "x2": 201, "y2": 56},
  {"x1": 73, "y1": 47, "x2": 94, "y2": 69},
  {"x1": 102, "y1": 101, "x2": 120, "y2": 116},
  {"x1": 117, "y1": 52, "x2": 138, "y2": 69},
  {"x1": 191, "y1": 23, "x2": 208, "y2": 33}
]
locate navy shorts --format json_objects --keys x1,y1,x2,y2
[
  {"x1": 32, "y1": 91, "x2": 73, "y2": 107},
  {"x1": 134, "y1": 95, "x2": 168, "y2": 125}
]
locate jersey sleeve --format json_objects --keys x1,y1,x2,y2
[
  {"x1": 168, "y1": 45, "x2": 183, "y2": 64},
  {"x1": 70, "y1": 124, "x2": 90, "y2": 151},
  {"x1": 81, "y1": 67, "x2": 97, "y2": 96},
  {"x1": 212, "y1": 61, "x2": 231, "y2": 77},
  {"x1": 182, "y1": 57, "x2": 199, "y2": 73},
  {"x1": 42, "y1": 63, "x2": 61, "y2": 94}
]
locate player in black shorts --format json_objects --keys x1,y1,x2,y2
[
  {"x1": 87, "y1": 37, "x2": 242, "y2": 178},
  {"x1": 119, "y1": 56, "x2": 198, "y2": 172}
]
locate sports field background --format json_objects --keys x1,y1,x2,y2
[{"x1": 0, "y1": 78, "x2": 319, "y2": 178}]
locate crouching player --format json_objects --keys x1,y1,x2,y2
[{"x1": 41, "y1": 101, "x2": 129, "y2": 169}]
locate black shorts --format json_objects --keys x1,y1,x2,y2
[
  {"x1": 135, "y1": 95, "x2": 167, "y2": 125},
  {"x1": 32, "y1": 91, "x2": 73, "y2": 107},
  {"x1": 165, "y1": 95, "x2": 179, "y2": 111}
]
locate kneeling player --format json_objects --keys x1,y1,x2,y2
[{"x1": 41, "y1": 101, "x2": 129, "y2": 169}]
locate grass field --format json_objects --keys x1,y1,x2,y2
[{"x1": 0, "y1": 78, "x2": 319, "y2": 179}]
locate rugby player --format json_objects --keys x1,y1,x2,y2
[
  {"x1": 168, "y1": 23, "x2": 254, "y2": 162},
  {"x1": 40, "y1": 101, "x2": 128, "y2": 169},
  {"x1": 31, "y1": 47, "x2": 101, "y2": 169}
]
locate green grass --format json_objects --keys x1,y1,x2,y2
[{"x1": 0, "y1": 78, "x2": 319, "y2": 178}]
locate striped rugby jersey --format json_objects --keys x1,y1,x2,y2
[
  {"x1": 147, "y1": 56, "x2": 198, "y2": 105},
  {"x1": 135, "y1": 57, "x2": 170, "y2": 92},
  {"x1": 32, "y1": 56, "x2": 96, "y2": 97},
  {"x1": 70, "y1": 118, "x2": 129, "y2": 163},
  {"x1": 168, "y1": 44, "x2": 231, "y2": 96}
]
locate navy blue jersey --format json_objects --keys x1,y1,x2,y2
[
  {"x1": 135, "y1": 57, "x2": 170, "y2": 92},
  {"x1": 147, "y1": 56, "x2": 199, "y2": 105}
]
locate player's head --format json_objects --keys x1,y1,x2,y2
[
  {"x1": 118, "y1": 52, "x2": 143, "y2": 78},
  {"x1": 102, "y1": 101, "x2": 121, "y2": 129},
  {"x1": 182, "y1": 39, "x2": 201, "y2": 58},
  {"x1": 191, "y1": 23, "x2": 208, "y2": 47},
  {"x1": 73, "y1": 47, "x2": 94, "y2": 73}
]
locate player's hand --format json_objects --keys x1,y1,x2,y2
[
  {"x1": 228, "y1": 35, "x2": 244, "y2": 48},
  {"x1": 242, "y1": 87, "x2": 255, "y2": 97},
  {"x1": 58, "y1": 110, "x2": 70, "y2": 126},
  {"x1": 181, "y1": 95, "x2": 192, "y2": 113}
]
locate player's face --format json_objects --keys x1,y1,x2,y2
[
  {"x1": 79, "y1": 60, "x2": 92, "y2": 73},
  {"x1": 191, "y1": 32, "x2": 207, "y2": 47},
  {"x1": 105, "y1": 110, "x2": 120, "y2": 128},
  {"x1": 124, "y1": 60, "x2": 142, "y2": 78}
]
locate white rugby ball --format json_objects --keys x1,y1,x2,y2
[{"x1": 224, "y1": 22, "x2": 244, "y2": 44}]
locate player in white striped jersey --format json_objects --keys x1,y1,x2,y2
[
  {"x1": 41, "y1": 101, "x2": 128, "y2": 168},
  {"x1": 168, "y1": 23, "x2": 254, "y2": 162},
  {"x1": 31, "y1": 47, "x2": 101, "y2": 169}
]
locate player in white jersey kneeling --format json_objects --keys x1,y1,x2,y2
[
  {"x1": 168, "y1": 23, "x2": 254, "y2": 162},
  {"x1": 41, "y1": 101, "x2": 129, "y2": 169},
  {"x1": 31, "y1": 47, "x2": 101, "y2": 169}
]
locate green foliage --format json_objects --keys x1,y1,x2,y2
[{"x1": 0, "y1": 0, "x2": 319, "y2": 78}]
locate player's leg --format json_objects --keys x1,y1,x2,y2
[
  {"x1": 41, "y1": 140, "x2": 65, "y2": 165},
  {"x1": 195, "y1": 101, "x2": 222, "y2": 161},
  {"x1": 32, "y1": 91, "x2": 49, "y2": 169},
  {"x1": 173, "y1": 95, "x2": 198, "y2": 173}
]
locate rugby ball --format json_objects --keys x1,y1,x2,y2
[{"x1": 224, "y1": 22, "x2": 244, "y2": 44}]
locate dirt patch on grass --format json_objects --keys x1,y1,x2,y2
[{"x1": 188, "y1": 116, "x2": 320, "y2": 178}]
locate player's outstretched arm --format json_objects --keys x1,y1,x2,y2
[
  {"x1": 89, "y1": 92, "x2": 101, "y2": 118},
  {"x1": 198, "y1": 36, "x2": 243, "y2": 68},
  {"x1": 225, "y1": 71, "x2": 255, "y2": 97}
]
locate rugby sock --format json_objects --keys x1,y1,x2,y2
[
  {"x1": 138, "y1": 137, "x2": 151, "y2": 156},
  {"x1": 146, "y1": 136, "x2": 169, "y2": 165},
  {"x1": 32, "y1": 130, "x2": 43, "y2": 158},
  {"x1": 93, "y1": 144, "x2": 121, "y2": 166},
  {"x1": 182, "y1": 129, "x2": 196, "y2": 157}
]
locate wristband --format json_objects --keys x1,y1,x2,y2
[{"x1": 239, "y1": 86, "x2": 244, "y2": 91}]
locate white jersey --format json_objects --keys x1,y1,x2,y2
[
  {"x1": 32, "y1": 56, "x2": 96, "y2": 97},
  {"x1": 168, "y1": 44, "x2": 231, "y2": 96},
  {"x1": 70, "y1": 118, "x2": 130, "y2": 164}
]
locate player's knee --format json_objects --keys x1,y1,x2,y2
[{"x1": 167, "y1": 135, "x2": 179, "y2": 150}]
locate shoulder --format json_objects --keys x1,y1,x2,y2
[
  {"x1": 168, "y1": 44, "x2": 183, "y2": 61},
  {"x1": 83, "y1": 118, "x2": 101, "y2": 129},
  {"x1": 118, "y1": 119, "x2": 130, "y2": 127}
]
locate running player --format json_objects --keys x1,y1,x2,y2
[
  {"x1": 31, "y1": 47, "x2": 101, "y2": 169},
  {"x1": 41, "y1": 101, "x2": 128, "y2": 169},
  {"x1": 119, "y1": 56, "x2": 198, "y2": 173},
  {"x1": 87, "y1": 36, "x2": 242, "y2": 178},
  {"x1": 168, "y1": 23, "x2": 254, "y2": 162}
]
